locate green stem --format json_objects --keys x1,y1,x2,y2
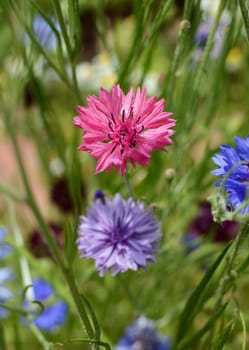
[
  {"x1": 0, "y1": 185, "x2": 25, "y2": 202},
  {"x1": 8, "y1": 0, "x2": 71, "y2": 90},
  {"x1": 239, "y1": 0, "x2": 249, "y2": 42},
  {"x1": 53, "y1": 0, "x2": 82, "y2": 103},
  {"x1": 29, "y1": 323, "x2": 53, "y2": 350},
  {"x1": 0, "y1": 324, "x2": 7, "y2": 350},
  {"x1": 53, "y1": 0, "x2": 72, "y2": 61},
  {"x1": 193, "y1": 0, "x2": 227, "y2": 92},
  {"x1": 8, "y1": 201, "x2": 35, "y2": 300},
  {"x1": 2, "y1": 109, "x2": 96, "y2": 344},
  {"x1": 123, "y1": 172, "x2": 135, "y2": 199},
  {"x1": 63, "y1": 266, "x2": 95, "y2": 340}
]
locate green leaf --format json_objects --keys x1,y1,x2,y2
[
  {"x1": 81, "y1": 294, "x2": 101, "y2": 343},
  {"x1": 177, "y1": 302, "x2": 228, "y2": 350},
  {"x1": 0, "y1": 323, "x2": 7, "y2": 350},
  {"x1": 68, "y1": 338, "x2": 111, "y2": 350},
  {"x1": 174, "y1": 242, "x2": 232, "y2": 345}
]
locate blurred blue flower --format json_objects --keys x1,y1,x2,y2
[
  {"x1": 0, "y1": 268, "x2": 14, "y2": 318},
  {"x1": 0, "y1": 227, "x2": 13, "y2": 260},
  {"x1": 193, "y1": 16, "x2": 227, "y2": 60},
  {"x1": 25, "y1": 14, "x2": 59, "y2": 51},
  {"x1": 116, "y1": 316, "x2": 171, "y2": 350},
  {"x1": 212, "y1": 136, "x2": 249, "y2": 214},
  {"x1": 0, "y1": 228, "x2": 14, "y2": 318},
  {"x1": 26, "y1": 278, "x2": 68, "y2": 331},
  {"x1": 77, "y1": 193, "x2": 161, "y2": 276}
]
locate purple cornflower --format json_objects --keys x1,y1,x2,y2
[
  {"x1": 212, "y1": 135, "x2": 249, "y2": 214},
  {"x1": 115, "y1": 316, "x2": 171, "y2": 350},
  {"x1": 25, "y1": 278, "x2": 68, "y2": 331},
  {"x1": 77, "y1": 193, "x2": 161, "y2": 276}
]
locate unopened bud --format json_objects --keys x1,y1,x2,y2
[
  {"x1": 180, "y1": 19, "x2": 191, "y2": 30},
  {"x1": 165, "y1": 168, "x2": 176, "y2": 180}
]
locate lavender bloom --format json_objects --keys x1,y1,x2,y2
[
  {"x1": 212, "y1": 135, "x2": 249, "y2": 214},
  {"x1": 77, "y1": 193, "x2": 161, "y2": 276},
  {"x1": 116, "y1": 316, "x2": 171, "y2": 350},
  {"x1": 25, "y1": 278, "x2": 68, "y2": 331}
]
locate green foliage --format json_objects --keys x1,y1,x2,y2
[{"x1": 1, "y1": 0, "x2": 249, "y2": 349}]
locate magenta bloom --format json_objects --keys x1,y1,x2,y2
[
  {"x1": 73, "y1": 85, "x2": 175, "y2": 174},
  {"x1": 77, "y1": 193, "x2": 161, "y2": 276}
]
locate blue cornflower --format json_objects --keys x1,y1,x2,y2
[
  {"x1": 25, "y1": 14, "x2": 59, "y2": 51},
  {"x1": 77, "y1": 193, "x2": 161, "y2": 276},
  {"x1": 25, "y1": 278, "x2": 68, "y2": 331},
  {"x1": 116, "y1": 316, "x2": 171, "y2": 350},
  {"x1": 212, "y1": 135, "x2": 249, "y2": 214}
]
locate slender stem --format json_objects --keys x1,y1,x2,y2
[
  {"x1": 123, "y1": 172, "x2": 135, "y2": 199},
  {"x1": 239, "y1": 0, "x2": 249, "y2": 43},
  {"x1": 119, "y1": 274, "x2": 141, "y2": 311},
  {"x1": 52, "y1": 0, "x2": 82, "y2": 103},
  {"x1": 0, "y1": 324, "x2": 7, "y2": 350},
  {"x1": 29, "y1": 323, "x2": 52, "y2": 350},
  {"x1": 0, "y1": 185, "x2": 25, "y2": 202},
  {"x1": 1, "y1": 109, "x2": 96, "y2": 343},
  {"x1": 8, "y1": 201, "x2": 34, "y2": 301},
  {"x1": 193, "y1": 0, "x2": 227, "y2": 92},
  {"x1": 214, "y1": 224, "x2": 249, "y2": 310},
  {"x1": 53, "y1": 0, "x2": 72, "y2": 61},
  {"x1": 63, "y1": 266, "x2": 95, "y2": 340}
]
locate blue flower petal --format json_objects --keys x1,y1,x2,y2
[
  {"x1": 33, "y1": 301, "x2": 68, "y2": 331},
  {"x1": 33, "y1": 278, "x2": 54, "y2": 301},
  {"x1": 0, "y1": 267, "x2": 14, "y2": 283},
  {"x1": 0, "y1": 244, "x2": 13, "y2": 260}
]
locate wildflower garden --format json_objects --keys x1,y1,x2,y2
[{"x1": 1, "y1": 0, "x2": 249, "y2": 349}]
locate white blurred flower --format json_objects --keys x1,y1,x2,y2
[{"x1": 76, "y1": 52, "x2": 118, "y2": 91}]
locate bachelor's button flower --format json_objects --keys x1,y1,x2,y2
[
  {"x1": 25, "y1": 278, "x2": 68, "y2": 331},
  {"x1": 77, "y1": 193, "x2": 161, "y2": 276},
  {"x1": 116, "y1": 316, "x2": 171, "y2": 350},
  {"x1": 212, "y1": 135, "x2": 249, "y2": 214},
  {"x1": 74, "y1": 84, "x2": 175, "y2": 175}
]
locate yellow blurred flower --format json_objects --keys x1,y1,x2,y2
[{"x1": 226, "y1": 47, "x2": 244, "y2": 72}]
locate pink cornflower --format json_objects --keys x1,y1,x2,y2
[{"x1": 73, "y1": 85, "x2": 175, "y2": 175}]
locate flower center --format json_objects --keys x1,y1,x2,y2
[
  {"x1": 110, "y1": 222, "x2": 124, "y2": 244},
  {"x1": 107, "y1": 112, "x2": 144, "y2": 155}
]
